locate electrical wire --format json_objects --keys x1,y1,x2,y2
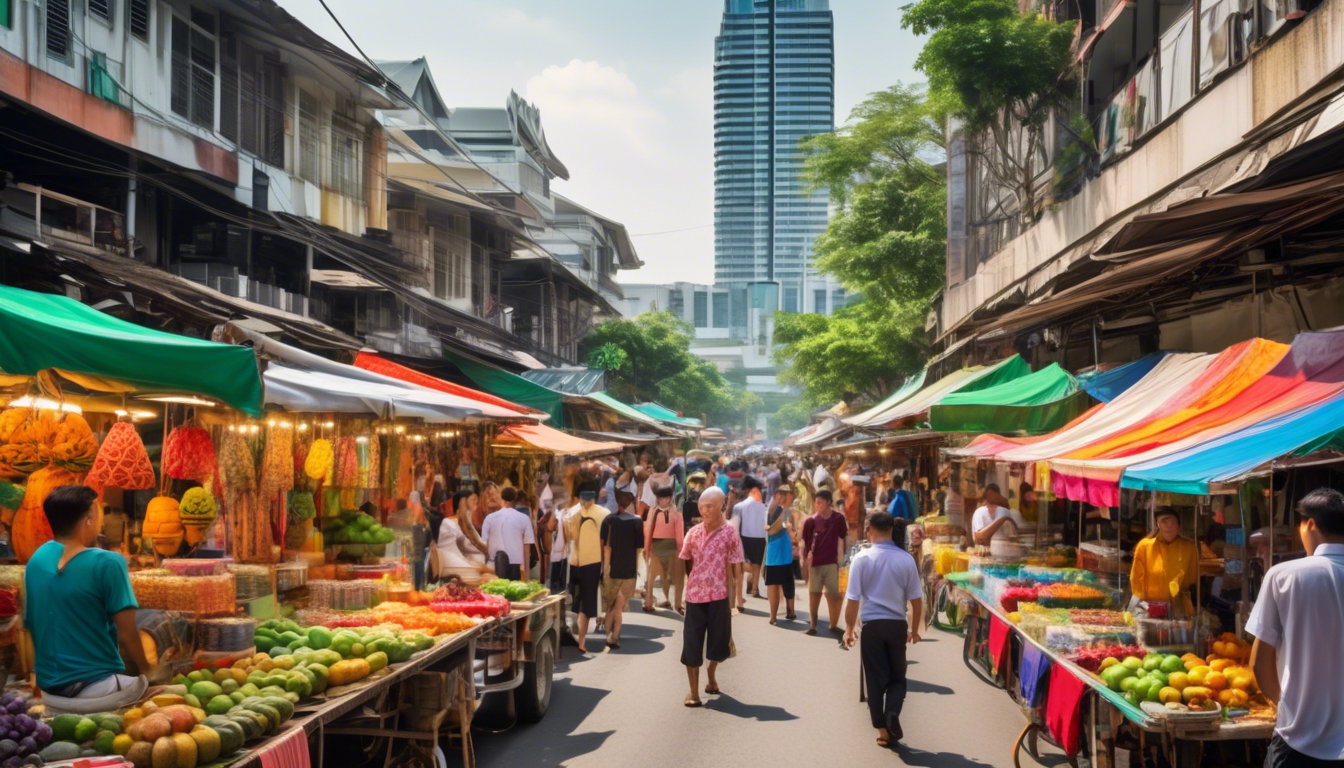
[{"x1": 630, "y1": 223, "x2": 714, "y2": 237}]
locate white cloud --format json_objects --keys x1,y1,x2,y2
[{"x1": 525, "y1": 59, "x2": 664, "y2": 158}]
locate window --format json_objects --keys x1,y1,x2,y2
[
  {"x1": 89, "y1": 0, "x2": 111, "y2": 23},
  {"x1": 832, "y1": 288, "x2": 846, "y2": 312},
  {"x1": 813, "y1": 289, "x2": 826, "y2": 314},
  {"x1": 297, "y1": 89, "x2": 320, "y2": 184},
  {"x1": 46, "y1": 0, "x2": 70, "y2": 60},
  {"x1": 170, "y1": 12, "x2": 216, "y2": 129},
  {"x1": 712, "y1": 293, "x2": 729, "y2": 328},
  {"x1": 330, "y1": 101, "x2": 364, "y2": 200},
  {"x1": 693, "y1": 291, "x2": 708, "y2": 327},
  {"x1": 432, "y1": 214, "x2": 470, "y2": 301},
  {"x1": 127, "y1": 0, "x2": 149, "y2": 40},
  {"x1": 219, "y1": 34, "x2": 239, "y2": 143},
  {"x1": 783, "y1": 286, "x2": 798, "y2": 313},
  {"x1": 668, "y1": 289, "x2": 685, "y2": 318}
]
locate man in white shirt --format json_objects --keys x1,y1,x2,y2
[
  {"x1": 971, "y1": 483, "x2": 1019, "y2": 546},
  {"x1": 733, "y1": 476, "x2": 769, "y2": 604},
  {"x1": 480, "y1": 487, "x2": 535, "y2": 581},
  {"x1": 1247, "y1": 488, "x2": 1344, "y2": 767}
]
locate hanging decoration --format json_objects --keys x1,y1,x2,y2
[
  {"x1": 218, "y1": 429, "x2": 256, "y2": 493},
  {"x1": 304, "y1": 439, "x2": 334, "y2": 483},
  {"x1": 365, "y1": 433, "x2": 381, "y2": 492},
  {"x1": 143, "y1": 495, "x2": 183, "y2": 556},
  {"x1": 179, "y1": 487, "x2": 218, "y2": 546},
  {"x1": 0, "y1": 408, "x2": 99, "y2": 478},
  {"x1": 163, "y1": 426, "x2": 216, "y2": 481},
  {"x1": 260, "y1": 423, "x2": 295, "y2": 502},
  {"x1": 334, "y1": 436, "x2": 358, "y2": 489},
  {"x1": 85, "y1": 421, "x2": 156, "y2": 493}
]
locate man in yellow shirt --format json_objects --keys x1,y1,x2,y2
[
  {"x1": 1130, "y1": 508, "x2": 1199, "y2": 615},
  {"x1": 564, "y1": 478, "x2": 610, "y2": 654}
]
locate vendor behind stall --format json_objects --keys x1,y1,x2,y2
[
  {"x1": 25, "y1": 485, "x2": 151, "y2": 713},
  {"x1": 971, "y1": 484, "x2": 1019, "y2": 546},
  {"x1": 1129, "y1": 507, "x2": 1199, "y2": 615}
]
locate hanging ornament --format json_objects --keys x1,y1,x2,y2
[
  {"x1": 86, "y1": 421, "x2": 156, "y2": 492},
  {"x1": 164, "y1": 426, "x2": 216, "y2": 481}
]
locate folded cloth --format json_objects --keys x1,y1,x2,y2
[
  {"x1": 42, "y1": 675, "x2": 148, "y2": 716},
  {"x1": 1019, "y1": 644, "x2": 1051, "y2": 707},
  {"x1": 258, "y1": 725, "x2": 310, "y2": 768},
  {"x1": 988, "y1": 614, "x2": 1012, "y2": 674},
  {"x1": 1045, "y1": 666, "x2": 1089, "y2": 758}
]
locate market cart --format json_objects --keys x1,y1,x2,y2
[{"x1": 949, "y1": 582, "x2": 1274, "y2": 768}]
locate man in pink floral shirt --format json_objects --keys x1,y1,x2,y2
[{"x1": 678, "y1": 486, "x2": 744, "y2": 707}]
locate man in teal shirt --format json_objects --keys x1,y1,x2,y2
[{"x1": 24, "y1": 485, "x2": 150, "y2": 710}]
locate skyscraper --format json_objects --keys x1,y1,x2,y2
[{"x1": 713, "y1": 0, "x2": 834, "y2": 330}]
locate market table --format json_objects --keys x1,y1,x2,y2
[{"x1": 948, "y1": 581, "x2": 1274, "y2": 766}]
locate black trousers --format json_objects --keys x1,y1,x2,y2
[
  {"x1": 682, "y1": 599, "x2": 732, "y2": 667},
  {"x1": 1266, "y1": 734, "x2": 1344, "y2": 768},
  {"x1": 861, "y1": 619, "x2": 909, "y2": 731}
]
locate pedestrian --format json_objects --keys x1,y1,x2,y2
[
  {"x1": 802, "y1": 489, "x2": 849, "y2": 636},
  {"x1": 733, "y1": 476, "x2": 768, "y2": 604},
  {"x1": 601, "y1": 483, "x2": 644, "y2": 650},
  {"x1": 1246, "y1": 488, "x2": 1344, "y2": 768},
  {"x1": 563, "y1": 476, "x2": 610, "y2": 655},
  {"x1": 843, "y1": 512, "x2": 923, "y2": 748},
  {"x1": 886, "y1": 475, "x2": 916, "y2": 520},
  {"x1": 765, "y1": 482, "x2": 798, "y2": 624},
  {"x1": 432, "y1": 490, "x2": 493, "y2": 584},
  {"x1": 25, "y1": 485, "x2": 152, "y2": 713},
  {"x1": 479, "y1": 486, "x2": 535, "y2": 581},
  {"x1": 679, "y1": 486, "x2": 744, "y2": 708},
  {"x1": 643, "y1": 484, "x2": 686, "y2": 615}
]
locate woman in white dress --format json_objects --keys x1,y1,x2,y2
[{"x1": 432, "y1": 489, "x2": 492, "y2": 583}]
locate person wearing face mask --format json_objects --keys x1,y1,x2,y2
[
  {"x1": 643, "y1": 484, "x2": 686, "y2": 615},
  {"x1": 1129, "y1": 507, "x2": 1199, "y2": 616}
]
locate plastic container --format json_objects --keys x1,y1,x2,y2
[
  {"x1": 162, "y1": 558, "x2": 233, "y2": 576},
  {"x1": 231, "y1": 565, "x2": 273, "y2": 602},
  {"x1": 198, "y1": 618, "x2": 257, "y2": 652},
  {"x1": 275, "y1": 563, "x2": 308, "y2": 593}
]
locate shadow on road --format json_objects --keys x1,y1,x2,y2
[
  {"x1": 907, "y1": 677, "x2": 955, "y2": 695},
  {"x1": 891, "y1": 743, "x2": 999, "y2": 767},
  {"x1": 473, "y1": 678, "x2": 614, "y2": 767},
  {"x1": 703, "y1": 692, "x2": 799, "y2": 721},
  {"x1": 599, "y1": 623, "x2": 676, "y2": 656}
]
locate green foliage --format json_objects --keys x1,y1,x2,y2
[
  {"x1": 580, "y1": 312, "x2": 760, "y2": 427},
  {"x1": 768, "y1": 398, "x2": 818, "y2": 440},
  {"x1": 773, "y1": 298, "x2": 928, "y2": 405},
  {"x1": 587, "y1": 342, "x2": 628, "y2": 372}
]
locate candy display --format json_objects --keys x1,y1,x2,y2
[
  {"x1": 308, "y1": 579, "x2": 384, "y2": 611},
  {"x1": 130, "y1": 572, "x2": 235, "y2": 615},
  {"x1": 162, "y1": 558, "x2": 232, "y2": 576},
  {"x1": 999, "y1": 586, "x2": 1040, "y2": 612},
  {"x1": 429, "y1": 584, "x2": 509, "y2": 618},
  {"x1": 231, "y1": 565, "x2": 273, "y2": 602},
  {"x1": 1035, "y1": 582, "x2": 1110, "y2": 609}
]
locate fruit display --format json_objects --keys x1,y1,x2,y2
[
  {"x1": 321, "y1": 508, "x2": 396, "y2": 554},
  {"x1": 480, "y1": 579, "x2": 547, "y2": 602},
  {"x1": 85, "y1": 421, "x2": 156, "y2": 493},
  {"x1": 430, "y1": 584, "x2": 509, "y2": 618},
  {"x1": 0, "y1": 692, "x2": 50, "y2": 765},
  {"x1": 308, "y1": 580, "x2": 384, "y2": 611},
  {"x1": 1069, "y1": 644, "x2": 1149, "y2": 673},
  {"x1": 1036, "y1": 582, "x2": 1110, "y2": 609},
  {"x1": 1087, "y1": 645, "x2": 1262, "y2": 713}
]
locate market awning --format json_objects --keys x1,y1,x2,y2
[
  {"x1": 844, "y1": 369, "x2": 928, "y2": 428},
  {"x1": 0, "y1": 284, "x2": 265, "y2": 416},
  {"x1": 928, "y1": 363, "x2": 1093, "y2": 435},
  {"x1": 443, "y1": 349, "x2": 567, "y2": 426},
  {"x1": 1078, "y1": 353, "x2": 1167, "y2": 403},
  {"x1": 585, "y1": 392, "x2": 684, "y2": 434},
  {"x1": 1121, "y1": 394, "x2": 1344, "y2": 495},
  {"x1": 850, "y1": 356, "x2": 1033, "y2": 430},
  {"x1": 495, "y1": 422, "x2": 625, "y2": 457},
  {"x1": 786, "y1": 416, "x2": 852, "y2": 450},
  {"x1": 633, "y1": 402, "x2": 703, "y2": 428},
  {"x1": 353, "y1": 351, "x2": 546, "y2": 418},
  {"x1": 1051, "y1": 332, "x2": 1344, "y2": 505}
]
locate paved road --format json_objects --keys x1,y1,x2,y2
[{"x1": 474, "y1": 591, "x2": 1069, "y2": 767}]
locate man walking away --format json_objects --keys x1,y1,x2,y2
[
  {"x1": 600, "y1": 484, "x2": 644, "y2": 650},
  {"x1": 480, "y1": 486, "x2": 535, "y2": 580},
  {"x1": 643, "y1": 484, "x2": 685, "y2": 615},
  {"x1": 765, "y1": 483, "x2": 798, "y2": 624},
  {"x1": 887, "y1": 476, "x2": 917, "y2": 520},
  {"x1": 734, "y1": 476, "x2": 769, "y2": 603},
  {"x1": 802, "y1": 489, "x2": 849, "y2": 636},
  {"x1": 563, "y1": 478, "x2": 610, "y2": 654},
  {"x1": 844, "y1": 513, "x2": 922, "y2": 749},
  {"x1": 1247, "y1": 488, "x2": 1344, "y2": 768},
  {"x1": 679, "y1": 486, "x2": 744, "y2": 707}
]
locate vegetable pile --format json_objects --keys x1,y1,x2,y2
[{"x1": 481, "y1": 580, "x2": 545, "y2": 602}]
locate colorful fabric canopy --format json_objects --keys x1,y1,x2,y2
[
  {"x1": 848, "y1": 356, "x2": 1032, "y2": 429},
  {"x1": 354, "y1": 352, "x2": 544, "y2": 416},
  {"x1": 928, "y1": 363, "x2": 1092, "y2": 434},
  {"x1": 1078, "y1": 353, "x2": 1167, "y2": 403},
  {"x1": 843, "y1": 369, "x2": 928, "y2": 428},
  {"x1": 0, "y1": 285, "x2": 264, "y2": 416},
  {"x1": 497, "y1": 423, "x2": 625, "y2": 457},
  {"x1": 263, "y1": 364, "x2": 482, "y2": 422},
  {"x1": 1121, "y1": 394, "x2": 1344, "y2": 495},
  {"x1": 443, "y1": 350, "x2": 567, "y2": 426},
  {"x1": 633, "y1": 402, "x2": 702, "y2": 428},
  {"x1": 586, "y1": 392, "x2": 675, "y2": 431}
]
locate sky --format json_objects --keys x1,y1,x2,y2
[{"x1": 280, "y1": 0, "x2": 926, "y2": 286}]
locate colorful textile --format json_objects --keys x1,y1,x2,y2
[
  {"x1": 1045, "y1": 666, "x2": 1089, "y2": 758},
  {"x1": 1019, "y1": 645, "x2": 1051, "y2": 707},
  {"x1": 1078, "y1": 353, "x2": 1167, "y2": 403},
  {"x1": 988, "y1": 614, "x2": 1012, "y2": 675}
]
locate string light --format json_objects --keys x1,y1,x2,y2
[
  {"x1": 298, "y1": 423, "x2": 309, "y2": 432},
  {"x1": 8, "y1": 396, "x2": 81, "y2": 413},
  {"x1": 324, "y1": 421, "x2": 335, "y2": 429}
]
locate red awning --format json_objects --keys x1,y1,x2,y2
[
  {"x1": 354, "y1": 351, "x2": 546, "y2": 417},
  {"x1": 498, "y1": 423, "x2": 625, "y2": 457}
]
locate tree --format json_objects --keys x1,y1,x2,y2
[
  {"x1": 580, "y1": 312, "x2": 757, "y2": 428},
  {"x1": 774, "y1": 299, "x2": 928, "y2": 406},
  {"x1": 902, "y1": 0, "x2": 1076, "y2": 226},
  {"x1": 774, "y1": 84, "x2": 944, "y2": 408}
]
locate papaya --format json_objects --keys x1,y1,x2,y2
[
  {"x1": 171, "y1": 732, "x2": 198, "y2": 768},
  {"x1": 241, "y1": 701, "x2": 281, "y2": 732},
  {"x1": 189, "y1": 725, "x2": 221, "y2": 764},
  {"x1": 126, "y1": 741, "x2": 154, "y2": 768},
  {"x1": 259, "y1": 696, "x2": 294, "y2": 722},
  {"x1": 365, "y1": 651, "x2": 388, "y2": 673},
  {"x1": 150, "y1": 736, "x2": 177, "y2": 768},
  {"x1": 202, "y1": 719, "x2": 242, "y2": 756}
]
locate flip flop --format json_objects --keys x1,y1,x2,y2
[
  {"x1": 805, "y1": 627, "x2": 818, "y2": 636},
  {"x1": 642, "y1": 605, "x2": 656, "y2": 614},
  {"x1": 876, "y1": 737, "x2": 890, "y2": 748},
  {"x1": 684, "y1": 696, "x2": 703, "y2": 708},
  {"x1": 768, "y1": 618, "x2": 777, "y2": 626},
  {"x1": 785, "y1": 613, "x2": 797, "y2": 620},
  {"x1": 705, "y1": 685, "x2": 720, "y2": 695}
]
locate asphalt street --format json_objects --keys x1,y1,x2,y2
[{"x1": 474, "y1": 589, "x2": 1070, "y2": 767}]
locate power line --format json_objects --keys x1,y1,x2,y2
[{"x1": 630, "y1": 223, "x2": 714, "y2": 237}]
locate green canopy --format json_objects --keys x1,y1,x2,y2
[
  {"x1": 586, "y1": 392, "x2": 669, "y2": 430},
  {"x1": 443, "y1": 350, "x2": 566, "y2": 427},
  {"x1": 928, "y1": 362, "x2": 1093, "y2": 435},
  {"x1": 0, "y1": 285, "x2": 264, "y2": 416},
  {"x1": 633, "y1": 402, "x2": 702, "y2": 428}
]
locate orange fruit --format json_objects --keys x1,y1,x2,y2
[
  {"x1": 1217, "y1": 689, "x2": 1250, "y2": 707},
  {"x1": 1185, "y1": 659, "x2": 1202, "y2": 671},
  {"x1": 1168, "y1": 671, "x2": 1189, "y2": 690},
  {"x1": 1188, "y1": 665, "x2": 1211, "y2": 685},
  {"x1": 1159, "y1": 686, "x2": 1182, "y2": 704},
  {"x1": 1205, "y1": 672, "x2": 1228, "y2": 691},
  {"x1": 1209, "y1": 659, "x2": 1234, "y2": 672}
]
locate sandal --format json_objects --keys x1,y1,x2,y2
[
  {"x1": 705, "y1": 685, "x2": 720, "y2": 695},
  {"x1": 642, "y1": 604, "x2": 656, "y2": 614},
  {"x1": 684, "y1": 696, "x2": 703, "y2": 708},
  {"x1": 769, "y1": 618, "x2": 777, "y2": 626},
  {"x1": 876, "y1": 737, "x2": 890, "y2": 748},
  {"x1": 676, "y1": 606, "x2": 686, "y2": 616},
  {"x1": 786, "y1": 613, "x2": 797, "y2": 621},
  {"x1": 659, "y1": 601, "x2": 672, "y2": 609}
]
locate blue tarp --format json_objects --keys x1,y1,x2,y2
[
  {"x1": 1120, "y1": 395, "x2": 1344, "y2": 494},
  {"x1": 1079, "y1": 353, "x2": 1167, "y2": 403}
]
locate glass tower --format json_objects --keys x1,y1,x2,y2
[{"x1": 713, "y1": 0, "x2": 834, "y2": 331}]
